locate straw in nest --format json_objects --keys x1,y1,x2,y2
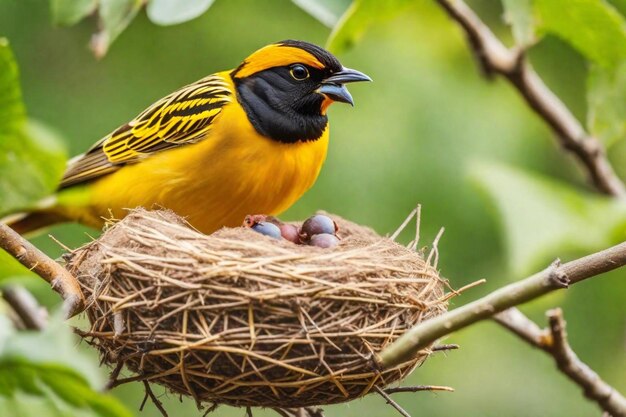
[{"x1": 66, "y1": 209, "x2": 449, "y2": 409}]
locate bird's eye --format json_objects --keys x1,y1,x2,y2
[{"x1": 290, "y1": 64, "x2": 309, "y2": 80}]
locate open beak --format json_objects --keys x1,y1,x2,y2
[{"x1": 317, "y1": 67, "x2": 371, "y2": 106}]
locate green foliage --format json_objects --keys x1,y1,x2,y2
[
  {"x1": 608, "y1": 0, "x2": 626, "y2": 16},
  {"x1": 291, "y1": 0, "x2": 352, "y2": 28},
  {"x1": 0, "y1": 315, "x2": 131, "y2": 417},
  {"x1": 534, "y1": 0, "x2": 626, "y2": 69},
  {"x1": 50, "y1": 0, "x2": 96, "y2": 26},
  {"x1": 501, "y1": 0, "x2": 535, "y2": 47},
  {"x1": 587, "y1": 62, "x2": 626, "y2": 147},
  {"x1": 0, "y1": 121, "x2": 66, "y2": 218},
  {"x1": 91, "y1": 0, "x2": 143, "y2": 59},
  {"x1": 47, "y1": 0, "x2": 411, "y2": 57},
  {"x1": 48, "y1": 0, "x2": 219, "y2": 57},
  {"x1": 0, "y1": 41, "x2": 66, "y2": 217},
  {"x1": 499, "y1": 0, "x2": 626, "y2": 157},
  {"x1": 0, "y1": 40, "x2": 63, "y2": 283},
  {"x1": 326, "y1": 0, "x2": 412, "y2": 54},
  {"x1": 0, "y1": 250, "x2": 37, "y2": 284},
  {"x1": 147, "y1": 0, "x2": 216, "y2": 26},
  {"x1": 471, "y1": 161, "x2": 626, "y2": 276},
  {"x1": 0, "y1": 39, "x2": 24, "y2": 135}
]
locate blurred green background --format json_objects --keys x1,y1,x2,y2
[{"x1": 0, "y1": 0, "x2": 625, "y2": 416}]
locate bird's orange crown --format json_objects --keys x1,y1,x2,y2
[{"x1": 232, "y1": 40, "x2": 342, "y2": 78}]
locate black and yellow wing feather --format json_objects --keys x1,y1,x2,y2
[{"x1": 61, "y1": 74, "x2": 232, "y2": 188}]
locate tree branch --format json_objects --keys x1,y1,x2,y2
[
  {"x1": 384, "y1": 385, "x2": 454, "y2": 394},
  {"x1": 435, "y1": 0, "x2": 626, "y2": 197},
  {"x1": 0, "y1": 222, "x2": 85, "y2": 317},
  {"x1": 375, "y1": 386, "x2": 411, "y2": 417},
  {"x1": 141, "y1": 381, "x2": 168, "y2": 417},
  {"x1": 432, "y1": 3, "x2": 626, "y2": 414},
  {"x1": 377, "y1": 241, "x2": 626, "y2": 368},
  {"x1": 273, "y1": 407, "x2": 326, "y2": 417},
  {"x1": 1, "y1": 286, "x2": 47, "y2": 330},
  {"x1": 495, "y1": 308, "x2": 626, "y2": 417}
]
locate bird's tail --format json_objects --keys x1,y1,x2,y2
[
  {"x1": 2, "y1": 196, "x2": 64, "y2": 235},
  {"x1": 2, "y1": 211, "x2": 65, "y2": 235}
]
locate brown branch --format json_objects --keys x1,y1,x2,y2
[
  {"x1": 273, "y1": 407, "x2": 326, "y2": 417},
  {"x1": 272, "y1": 409, "x2": 292, "y2": 417},
  {"x1": 385, "y1": 385, "x2": 455, "y2": 393},
  {"x1": 2, "y1": 286, "x2": 47, "y2": 330},
  {"x1": 141, "y1": 381, "x2": 168, "y2": 417},
  {"x1": 0, "y1": 222, "x2": 85, "y2": 317},
  {"x1": 375, "y1": 386, "x2": 411, "y2": 417},
  {"x1": 432, "y1": 343, "x2": 459, "y2": 352},
  {"x1": 495, "y1": 308, "x2": 626, "y2": 417},
  {"x1": 377, "y1": 241, "x2": 626, "y2": 368},
  {"x1": 493, "y1": 307, "x2": 546, "y2": 346},
  {"x1": 432, "y1": 4, "x2": 626, "y2": 414},
  {"x1": 435, "y1": 0, "x2": 626, "y2": 197}
]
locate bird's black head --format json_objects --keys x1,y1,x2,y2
[{"x1": 231, "y1": 40, "x2": 371, "y2": 143}]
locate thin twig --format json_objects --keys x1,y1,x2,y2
[
  {"x1": 202, "y1": 402, "x2": 219, "y2": 417},
  {"x1": 0, "y1": 222, "x2": 85, "y2": 317},
  {"x1": 407, "y1": 204, "x2": 422, "y2": 251},
  {"x1": 432, "y1": 343, "x2": 459, "y2": 352},
  {"x1": 1, "y1": 286, "x2": 47, "y2": 330},
  {"x1": 435, "y1": 0, "x2": 626, "y2": 197},
  {"x1": 141, "y1": 381, "x2": 168, "y2": 417},
  {"x1": 104, "y1": 360, "x2": 125, "y2": 391},
  {"x1": 493, "y1": 308, "x2": 545, "y2": 346},
  {"x1": 438, "y1": 278, "x2": 486, "y2": 303},
  {"x1": 275, "y1": 408, "x2": 326, "y2": 417},
  {"x1": 385, "y1": 385, "x2": 455, "y2": 393},
  {"x1": 378, "y1": 241, "x2": 626, "y2": 368},
  {"x1": 375, "y1": 386, "x2": 411, "y2": 417},
  {"x1": 495, "y1": 308, "x2": 626, "y2": 417},
  {"x1": 302, "y1": 408, "x2": 325, "y2": 417},
  {"x1": 390, "y1": 206, "x2": 418, "y2": 241},
  {"x1": 271, "y1": 408, "x2": 292, "y2": 417},
  {"x1": 425, "y1": 227, "x2": 445, "y2": 268}
]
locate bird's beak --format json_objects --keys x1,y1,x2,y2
[{"x1": 317, "y1": 67, "x2": 371, "y2": 106}]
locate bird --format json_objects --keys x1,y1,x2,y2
[{"x1": 6, "y1": 40, "x2": 370, "y2": 235}]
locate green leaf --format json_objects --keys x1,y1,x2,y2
[
  {"x1": 0, "y1": 41, "x2": 66, "y2": 283},
  {"x1": 0, "y1": 39, "x2": 25, "y2": 137},
  {"x1": 0, "y1": 121, "x2": 67, "y2": 217},
  {"x1": 0, "y1": 315, "x2": 99, "y2": 385},
  {"x1": 0, "y1": 250, "x2": 38, "y2": 284},
  {"x1": 0, "y1": 362, "x2": 131, "y2": 417},
  {"x1": 0, "y1": 41, "x2": 66, "y2": 217},
  {"x1": 534, "y1": 0, "x2": 626, "y2": 68},
  {"x1": 587, "y1": 61, "x2": 626, "y2": 147},
  {"x1": 91, "y1": 0, "x2": 143, "y2": 59},
  {"x1": 470, "y1": 161, "x2": 626, "y2": 276},
  {"x1": 0, "y1": 315, "x2": 132, "y2": 417},
  {"x1": 607, "y1": 0, "x2": 626, "y2": 17},
  {"x1": 48, "y1": 0, "x2": 143, "y2": 58},
  {"x1": 291, "y1": 0, "x2": 352, "y2": 28},
  {"x1": 501, "y1": 0, "x2": 536, "y2": 47},
  {"x1": 147, "y1": 0, "x2": 216, "y2": 26},
  {"x1": 50, "y1": 0, "x2": 97, "y2": 26},
  {"x1": 326, "y1": 0, "x2": 412, "y2": 54}
]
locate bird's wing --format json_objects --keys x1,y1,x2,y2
[{"x1": 60, "y1": 74, "x2": 233, "y2": 188}]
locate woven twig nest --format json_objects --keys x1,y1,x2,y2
[{"x1": 66, "y1": 209, "x2": 448, "y2": 409}]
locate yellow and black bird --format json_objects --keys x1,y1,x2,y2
[{"x1": 8, "y1": 40, "x2": 370, "y2": 234}]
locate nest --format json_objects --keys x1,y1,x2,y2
[{"x1": 66, "y1": 209, "x2": 448, "y2": 409}]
